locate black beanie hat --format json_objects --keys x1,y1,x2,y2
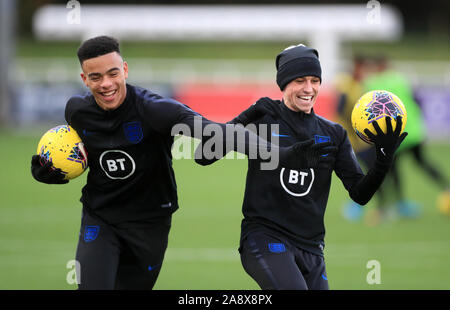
[{"x1": 276, "y1": 44, "x2": 322, "y2": 90}]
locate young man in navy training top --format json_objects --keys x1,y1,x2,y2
[
  {"x1": 30, "y1": 36, "x2": 336, "y2": 290},
  {"x1": 195, "y1": 44, "x2": 407, "y2": 290}
]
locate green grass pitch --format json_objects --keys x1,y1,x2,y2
[{"x1": 1, "y1": 131, "x2": 449, "y2": 290}]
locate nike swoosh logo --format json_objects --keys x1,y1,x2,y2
[
  {"x1": 271, "y1": 132, "x2": 291, "y2": 138},
  {"x1": 148, "y1": 263, "x2": 161, "y2": 271},
  {"x1": 380, "y1": 148, "x2": 386, "y2": 156}
]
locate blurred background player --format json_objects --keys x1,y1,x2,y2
[
  {"x1": 335, "y1": 54, "x2": 399, "y2": 224},
  {"x1": 365, "y1": 55, "x2": 450, "y2": 217},
  {"x1": 341, "y1": 54, "x2": 450, "y2": 224},
  {"x1": 334, "y1": 54, "x2": 384, "y2": 223}
]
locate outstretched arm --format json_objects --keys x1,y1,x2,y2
[
  {"x1": 194, "y1": 97, "x2": 279, "y2": 166},
  {"x1": 348, "y1": 116, "x2": 408, "y2": 205},
  {"x1": 189, "y1": 115, "x2": 336, "y2": 170},
  {"x1": 141, "y1": 96, "x2": 337, "y2": 170},
  {"x1": 192, "y1": 98, "x2": 336, "y2": 170}
]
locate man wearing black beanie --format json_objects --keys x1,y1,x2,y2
[
  {"x1": 195, "y1": 44, "x2": 407, "y2": 290},
  {"x1": 276, "y1": 44, "x2": 322, "y2": 90}
]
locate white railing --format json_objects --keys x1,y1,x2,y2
[
  {"x1": 33, "y1": 4, "x2": 403, "y2": 83},
  {"x1": 14, "y1": 57, "x2": 450, "y2": 87}
]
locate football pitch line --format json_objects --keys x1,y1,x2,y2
[{"x1": 1, "y1": 238, "x2": 449, "y2": 267}]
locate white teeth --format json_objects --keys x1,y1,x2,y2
[
  {"x1": 102, "y1": 90, "x2": 116, "y2": 96},
  {"x1": 298, "y1": 96, "x2": 312, "y2": 100}
]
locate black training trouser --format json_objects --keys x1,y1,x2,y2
[
  {"x1": 75, "y1": 210, "x2": 171, "y2": 290},
  {"x1": 240, "y1": 230, "x2": 329, "y2": 290}
]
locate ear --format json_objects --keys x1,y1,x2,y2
[
  {"x1": 80, "y1": 72, "x2": 88, "y2": 87},
  {"x1": 123, "y1": 61, "x2": 129, "y2": 79}
]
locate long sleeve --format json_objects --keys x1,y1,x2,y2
[
  {"x1": 137, "y1": 92, "x2": 277, "y2": 168},
  {"x1": 348, "y1": 160, "x2": 391, "y2": 205},
  {"x1": 334, "y1": 128, "x2": 392, "y2": 206}
]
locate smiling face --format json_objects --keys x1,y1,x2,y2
[
  {"x1": 282, "y1": 76, "x2": 321, "y2": 114},
  {"x1": 80, "y1": 52, "x2": 128, "y2": 111}
]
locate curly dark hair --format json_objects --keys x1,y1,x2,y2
[{"x1": 77, "y1": 35, "x2": 121, "y2": 65}]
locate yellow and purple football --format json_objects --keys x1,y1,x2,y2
[
  {"x1": 37, "y1": 125, "x2": 88, "y2": 180},
  {"x1": 351, "y1": 90, "x2": 407, "y2": 144}
]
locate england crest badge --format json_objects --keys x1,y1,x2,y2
[
  {"x1": 123, "y1": 121, "x2": 143, "y2": 144},
  {"x1": 84, "y1": 226, "x2": 100, "y2": 242}
]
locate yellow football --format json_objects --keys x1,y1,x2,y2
[
  {"x1": 36, "y1": 125, "x2": 88, "y2": 180},
  {"x1": 351, "y1": 90, "x2": 407, "y2": 144}
]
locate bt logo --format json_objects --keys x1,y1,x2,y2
[
  {"x1": 99, "y1": 150, "x2": 136, "y2": 179},
  {"x1": 280, "y1": 168, "x2": 315, "y2": 197},
  {"x1": 106, "y1": 158, "x2": 126, "y2": 172},
  {"x1": 287, "y1": 170, "x2": 310, "y2": 186}
]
